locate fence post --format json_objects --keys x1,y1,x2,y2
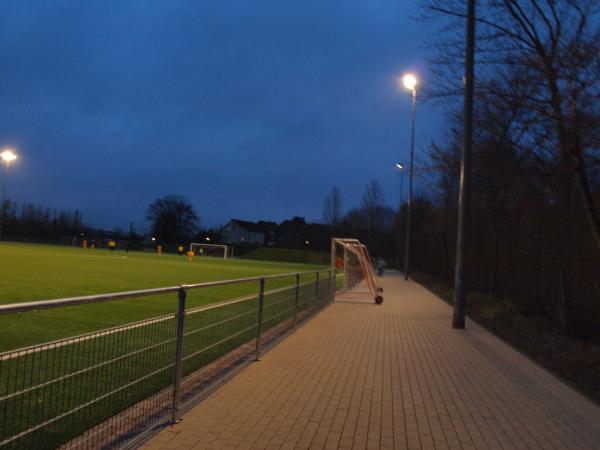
[
  {"x1": 172, "y1": 286, "x2": 187, "y2": 423},
  {"x1": 255, "y1": 277, "x2": 265, "y2": 361},
  {"x1": 314, "y1": 271, "x2": 320, "y2": 309},
  {"x1": 293, "y1": 273, "x2": 300, "y2": 328},
  {"x1": 330, "y1": 269, "x2": 336, "y2": 302}
]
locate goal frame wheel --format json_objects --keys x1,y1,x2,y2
[{"x1": 375, "y1": 295, "x2": 383, "y2": 305}]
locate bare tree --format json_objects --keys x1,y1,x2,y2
[
  {"x1": 362, "y1": 179, "x2": 386, "y2": 234},
  {"x1": 147, "y1": 195, "x2": 199, "y2": 244},
  {"x1": 420, "y1": 0, "x2": 600, "y2": 253},
  {"x1": 322, "y1": 186, "x2": 342, "y2": 227}
]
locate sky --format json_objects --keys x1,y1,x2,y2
[{"x1": 0, "y1": 0, "x2": 445, "y2": 231}]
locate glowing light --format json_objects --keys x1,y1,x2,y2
[
  {"x1": 151, "y1": 237, "x2": 156, "y2": 241},
  {"x1": 402, "y1": 73, "x2": 417, "y2": 91},
  {"x1": 396, "y1": 163, "x2": 404, "y2": 170},
  {"x1": 205, "y1": 237, "x2": 211, "y2": 241},
  {"x1": 1, "y1": 149, "x2": 18, "y2": 162}
]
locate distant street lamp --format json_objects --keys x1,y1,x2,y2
[
  {"x1": 0, "y1": 148, "x2": 18, "y2": 241},
  {"x1": 395, "y1": 162, "x2": 405, "y2": 270},
  {"x1": 400, "y1": 73, "x2": 418, "y2": 280}
]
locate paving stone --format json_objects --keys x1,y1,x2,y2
[{"x1": 142, "y1": 276, "x2": 600, "y2": 450}]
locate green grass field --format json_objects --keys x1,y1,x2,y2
[
  {"x1": 0, "y1": 242, "x2": 334, "y2": 449},
  {"x1": 0, "y1": 242, "x2": 324, "y2": 352}
]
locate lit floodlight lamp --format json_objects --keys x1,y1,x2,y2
[
  {"x1": 402, "y1": 73, "x2": 417, "y2": 91},
  {"x1": 396, "y1": 162, "x2": 404, "y2": 170},
  {"x1": 1, "y1": 149, "x2": 18, "y2": 162}
]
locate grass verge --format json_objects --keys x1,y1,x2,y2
[{"x1": 412, "y1": 271, "x2": 600, "y2": 405}]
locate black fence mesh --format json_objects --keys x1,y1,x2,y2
[{"x1": 0, "y1": 271, "x2": 337, "y2": 450}]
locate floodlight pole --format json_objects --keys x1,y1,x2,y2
[
  {"x1": 452, "y1": 0, "x2": 476, "y2": 329},
  {"x1": 0, "y1": 162, "x2": 11, "y2": 241},
  {"x1": 330, "y1": 238, "x2": 336, "y2": 274},
  {"x1": 395, "y1": 166, "x2": 404, "y2": 270},
  {"x1": 404, "y1": 87, "x2": 416, "y2": 280}
]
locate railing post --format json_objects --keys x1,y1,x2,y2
[
  {"x1": 293, "y1": 273, "x2": 300, "y2": 328},
  {"x1": 331, "y1": 269, "x2": 336, "y2": 302},
  {"x1": 255, "y1": 277, "x2": 265, "y2": 361},
  {"x1": 328, "y1": 269, "x2": 333, "y2": 302},
  {"x1": 172, "y1": 286, "x2": 187, "y2": 423},
  {"x1": 314, "y1": 271, "x2": 319, "y2": 309}
]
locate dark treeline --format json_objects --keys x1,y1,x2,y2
[
  {"x1": 404, "y1": 136, "x2": 600, "y2": 340},
  {"x1": 321, "y1": 181, "x2": 398, "y2": 261},
  {"x1": 1, "y1": 200, "x2": 84, "y2": 241},
  {"x1": 0, "y1": 199, "x2": 137, "y2": 246},
  {"x1": 405, "y1": 0, "x2": 600, "y2": 339},
  {"x1": 145, "y1": 191, "x2": 399, "y2": 256},
  {"x1": 328, "y1": 0, "x2": 600, "y2": 341}
]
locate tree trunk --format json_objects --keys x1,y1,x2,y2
[{"x1": 570, "y1": 132, "x2": 600, "y2": 255}]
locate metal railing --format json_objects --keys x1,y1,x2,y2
[{"x1": 0, "y1": 270, "x2": 338, "y2": 450}]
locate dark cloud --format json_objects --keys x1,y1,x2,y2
[{"x1": 0, "y1": 0, "x2": 442, "y2": 229}]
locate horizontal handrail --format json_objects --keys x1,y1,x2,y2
[
  {"x1": 0, "y1": 269, "x2": 330, "y2": 315},
  {"x1": 0, "y1": 312, "x2": 175, "y2": 360},
  {"x1": 0, "y1": 278, "x2": 326, "y2": 360},
  {"x1": 0, "y1": 266, "x2": 338, "y2": 450}
]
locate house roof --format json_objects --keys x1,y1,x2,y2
[{"x1": 228, "y1": 219, "x2": 266, "y2": 233}]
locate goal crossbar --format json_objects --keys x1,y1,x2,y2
[{"x1": 189, "y1": 243, "x2": 231, "y2": 259}]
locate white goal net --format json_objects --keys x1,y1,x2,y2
[
  {"x1": 331, "y1": 238, "x2": 383, "y2": 304},
  {"x1": 189, "y1": 243, "x2": 231, "y2": 259}
]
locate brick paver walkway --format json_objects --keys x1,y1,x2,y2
[{"x1": 143, "y1": 275, "x2": 600, "y2": 449}]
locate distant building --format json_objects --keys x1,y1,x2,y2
[
  {"x1": 221, "y1": 219, "x2": 266, "y2": 245},
  {"x1": 220, "y1": 217, "x2": 324, "y2": 248}
]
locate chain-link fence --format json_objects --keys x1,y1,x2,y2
[{"x1": 0, "y1": 270, "x2": 337, "y2": 450}]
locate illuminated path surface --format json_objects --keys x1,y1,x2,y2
[{"x1": 142, "y1": 275, "x2": 600, "y2": 449}]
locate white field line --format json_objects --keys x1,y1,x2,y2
[{"x1": 0, "y1": 282, "x2": 308, "y2": 362}]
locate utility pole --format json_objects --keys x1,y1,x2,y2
[
  {"x1": 452, "y1": 0, "x2": 476, "y2": 328},
  {"x1": 0, "y1": 163, "x2": 8, "y2": 241},
  {"x1": 395, "y1": 163, "x2": 404, "y2": 270},
  {"x1": 404, "y1": 84, "x2": 417, "y2": 280},
  {"x1": 0, "y1": 149, "x2": 18, "y2": 241}
]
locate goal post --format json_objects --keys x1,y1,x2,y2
[
  {"x1": 331, "y1": 238, "x2": 383, "y2": 304},
  {"x1": 189, "y1": 243, "x2": 231, "y2": 259}
]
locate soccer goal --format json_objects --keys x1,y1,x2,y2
[
  {"x1": 331, "y1": 238, "x2": 383, "y2": 304},
  {"x1": 189, "y1": 243, "x2": 232, "y2": 259}
]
